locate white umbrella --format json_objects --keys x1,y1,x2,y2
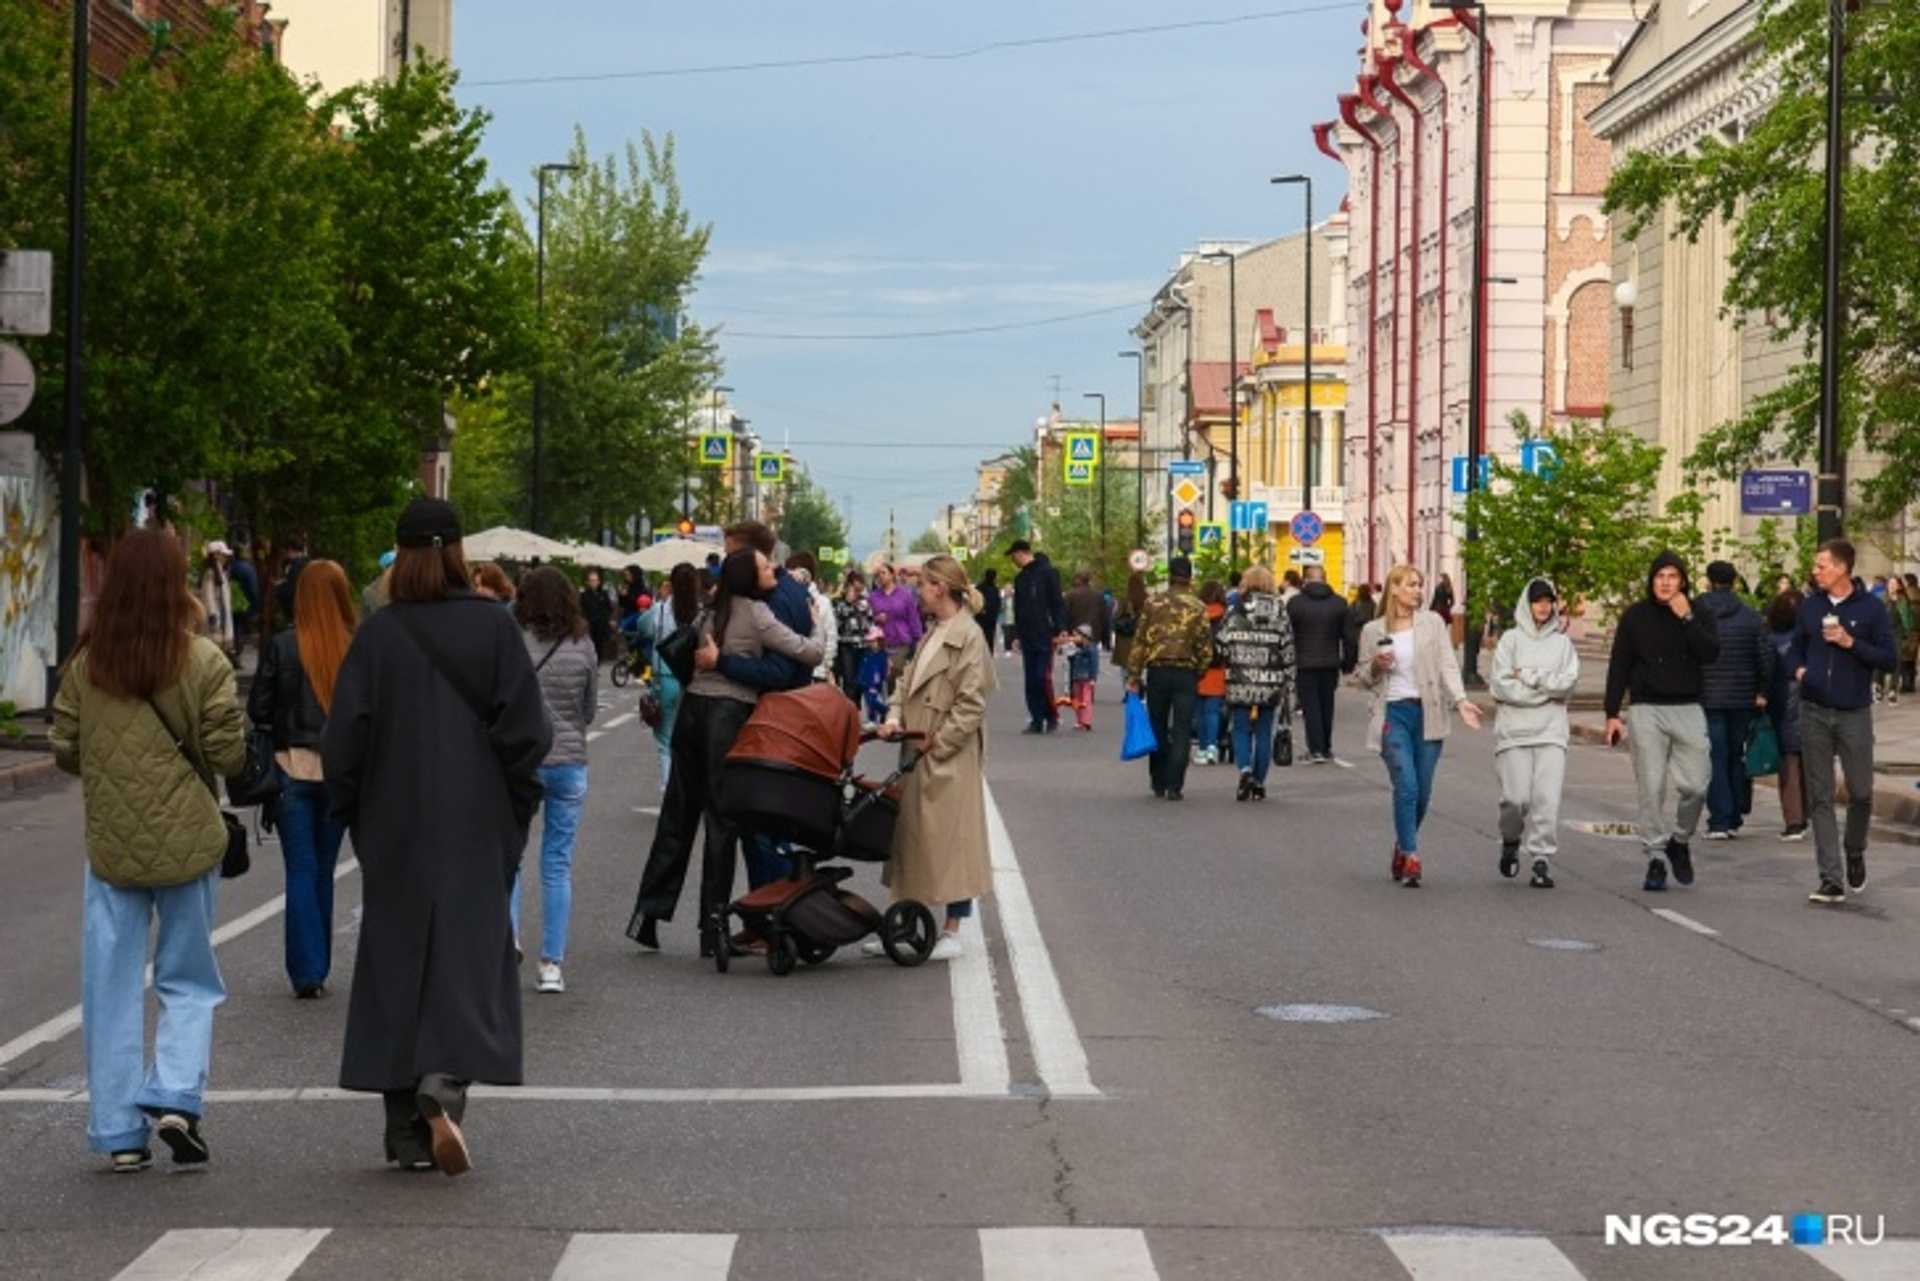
[
  {"x1": 560, "y1": 542, "x2": 635, "y2": 572},
  {"x1": 463, "y1": 525, "x2": 577, "y2": 562},
  {"x1": 632, "y1": 536, "x2": 722, "y2": 572}
]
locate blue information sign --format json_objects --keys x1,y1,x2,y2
[
  {"x1": 1450, "y1": 455, "x2": 1491, "y2": 494},
  {"x1": 1168, "y1": 460, "x2": 1207, "y2": 477},
  {"x1": 1740, "y1": 469, "x2": 1812, "y2": 515}
]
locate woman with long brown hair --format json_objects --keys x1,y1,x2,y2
[
  {"x1": 248, "y1": 558, "x2": 358, "y2": 999},
  {"x1": 51, "y1": 529, "x2": 246, "y2": 1171}
]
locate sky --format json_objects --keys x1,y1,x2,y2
[{"x1": 454, "y1": 2, "x2": 1360, "y2": 556}]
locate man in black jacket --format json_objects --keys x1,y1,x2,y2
[
  {"x1": 1010, "y1": 541, "x2": 1069, "y2": 733},
  {"x1": 1696, "y1": 560, "x2": 1773, "y2": 839},
  {"x1": 1604, "y1": 550, "x2": 1720, "y2": 892},
  {"x1": 1286, "y1": 564, "x2": 1356, "y2": 761}
]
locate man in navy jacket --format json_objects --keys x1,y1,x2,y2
[{"x1": 1787, "y1": 539, "x2": 1897, "y2": 903}]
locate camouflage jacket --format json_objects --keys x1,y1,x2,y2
[{"x1": 1130, "y1": 587, "x2": 1213, "y2": 672}]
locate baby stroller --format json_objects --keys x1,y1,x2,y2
[{"x1": 715, "y1": 684, "x2": 939, "y2": 975}]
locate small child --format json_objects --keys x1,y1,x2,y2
[
  {"x1": 857, "y1": 625, "x2": 890, "y2": 726},
  {"x1": 1489, "y1": 577, "x2": 1580, "y2": 888},
  {"x1": 1066, "y1": 624, "x2": 1099, "y2": 731}
]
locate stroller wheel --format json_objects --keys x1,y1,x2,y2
[
  {"x1": 768, "y1": 934, "x2": 798, "y2": 977},
  {"x1": 881, "y1": 901, "x2": 937, "y2": 967},
  {"x1": 797, "y1": 939, "x2": 836, "y2": 967}
]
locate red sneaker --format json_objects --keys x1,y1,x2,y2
[
  {"x1": 1401, "y1": 855, "x2": 1423, "y2": 888},
  {"x1": 1390, "y1": 846, "x2": 1407, "y2": 882}
]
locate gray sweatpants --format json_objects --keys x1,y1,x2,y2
[
  {"x1": 1497, "y1": 743, "x2": 1566, "y2": 866},
  {"x1": 1626, "y1": 702, "x2": 1709, "y2": 852},
  {"x1": 1800, "y1": 702, "x2": 1874, "y2": 886}
]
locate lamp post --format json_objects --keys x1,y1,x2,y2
[
  {"x1": 1083, "y1": 391, "x2": 1106, "y2": 573},
  {"x1": 1816, "y1": 0, "x2": 1849, "y2": 542},
  {"x1": 1118, "y1": 349, "x2": 1144, "y2": 544},
  {"x1": 52, "y1": 0, "x2": 90, "y2": 701},
  {"x1": 1200, "y1": 249, "x2": 1241, "y2": 567},
  {"x1": 531, "y1": 160, "x2": 578, "y2": 535},
  {"x1": 1272, "y1": 175, "x2": 1315, "y2": 527},
  {"x1": 706, "y1": 384, "x2": 732, "y2": 524}
]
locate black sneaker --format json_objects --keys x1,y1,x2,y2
[
  {"x1": 1529, "y1": 859, "x2": 1555, "y2": 889},
  {"x1": 1236, "y1": 771, "x2": 1253, "y2": 803},
  {"x1": 1665, "y1": 837, "x2": 1694, "y2": 886},
  {"x1": 1781, "y1": 823, "x2": 1809, "y2": 841},
  {"x1": 1643, "y1": 857, "x2": 1669, "y2": 892},
  {"x1": 1845, "y1": 852, "x2": 1867, "y2": 893},
  {"x1": 1498, "y1": 841, "x2": 1521, "y2": 879},
  {"x1": 155, "y1": 1112, "x2": 209, "y2": 1165},
  {"x1": 1808, "y1": 881, "x2": 1846, "y2": 905}
]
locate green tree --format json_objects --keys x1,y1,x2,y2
[
  {"x1": 1603, "y1": 0, "x2": 1920, "y2": 522},
  {"x1": 775, "y1": 471, "x2": 846, "y2": 556},
  {"x1": 908, "y1": 527, "x2": 948, "y2": 555},
  {"x1": 1461, "y1": 414, "x2": 1706, "y2": 623}
]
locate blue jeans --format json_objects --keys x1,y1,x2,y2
[
  {"x1": 1230, "y1": 704, "x2": 1274, "y2": 784},
  {"x1": 1195, "y1": 694, "x2": 1224, "y2": 757},
  {"x1": 1021, "y1": 637, "x2": 1057, "y2": 728},
  {"x1": 1704, "y1": 707, "x2": 1755, "y2": 834},
  {"x1": 81, "y1": 864, "x2": 225, "y2": 1154},
  {"x1": 651, "y1": 672, "x2": 683, "y2": 795},
  {"x1": 511, "y1": 763, "x2": 588, "y2": 963},
  {"x1": 275, "y1": 771, "x2": 344, "y2": 991},
  {"x1": 1381, "y1": 700, "x2": 1444, "y2": 854}
]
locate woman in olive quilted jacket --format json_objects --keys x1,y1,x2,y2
[{"x1": 52, "y1": 529, "x2": 246, "y2": 1173}]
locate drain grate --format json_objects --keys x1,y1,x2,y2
[
  {"x1": 1256, "y1": 1003, "x2": 1388, "y2": 1024},
  {"x1": 1565, "y1": 820, "x2": 1641, "y2": 839},
  {"x1": 1527, "y1": 937, "x2": 1602, "y2": 953}
]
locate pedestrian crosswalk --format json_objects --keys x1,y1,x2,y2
[{"x1": 101, "y1": 1226, "x2": 1920, "y2": 1280}]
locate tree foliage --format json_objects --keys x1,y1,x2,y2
[
  {"x1": 776, "y1": 470, "x2": 848, "y2": 556},
  {"x1": 1603, "y1": 0, "x2": 1920, "y2": 522},
  {"x1": 1461, "y1": 414, "x2": 1705, "y2": 621}
]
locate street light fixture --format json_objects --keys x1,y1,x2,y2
[
  {"x1": 1272, "y1": 175, "x2": 1315, "y2": 527},
  {"x1": 1083, "y1": 391, "x2": 1107, "y2": 572},
  {"x1": 531, "y1": 160, "x2": 580, "y2": 534},
  {"x1": 1199, "y1": 249, "x2": 1241, "y2": 568},
  {"x1": 1118, "y1": 349, "x2": 1144, "y2": 545}
]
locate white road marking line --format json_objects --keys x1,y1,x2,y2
[
  {"x1": 1802, "y1": 1241, "x2": 1920, "y2": 1280},
  {"x1": 602, "y1": 712, "x2": 637, "y2": 730},
  {"x1": 0, "y1": 1083, "x2": 1020, "y2": 1105},
  {"x1": 112, "y1": 1228, "x2": 329, "y2": 1281},
  {"x1": 985, "y1": 781, "x2": 1099, "y2": 1099},
  {"x1": 979, "y1": 1228, "x2": 1156, "y2": 1280},
  {"x1": 553, "y1": 1233, "x2": 736, "y2": 1281},
  {"x1": 952, "y1": 914, "x2": 1011, "y2": 1095},
  {"x1": 632, "y1": 806, "x2": 661, "y2": 816},
  {"x1": 1381, "y1": 1233, "x2": 1584, "y2": 1280},
  {"x1": 586, "y1": 731, "x2": 604, "y2": 742},
  {"x1": 0, "y1": 858, "x2": 360, "y2": 1072},
  {"x1": 1649, "y1": 907, "x2": 1719, "y2": 937}
]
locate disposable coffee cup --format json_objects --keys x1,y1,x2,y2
[{"x1": 1822, "y1": 613, "x2": 1840, "y2": 629}]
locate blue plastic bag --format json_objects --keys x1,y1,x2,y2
[{"x1": 1120, "y1": 690, "x2": 1158, "y2": 761}]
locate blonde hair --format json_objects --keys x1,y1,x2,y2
[
  {"x1": 921, "y1": 556, "x2": 982, "y2": 613},
  {"x1": 1383, "y1": 563, "x2": 1424, "y2": 628},
  {"x1": 1239, "y1": 565, "x2": 1275, "y2": 594}
]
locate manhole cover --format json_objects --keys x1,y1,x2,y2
[
  {"x1": 1527, "y1": 937, "x2": 1602, "y2": 953},
  {"x1": 1565, "y1": 820, "x2": 1641, "y2": 839},
  {"x1": 1256, "y1": 1003, "x2": 1388, "y2": 1024}
]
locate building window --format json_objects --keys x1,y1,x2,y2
[{"x1": 1620, "y1": 305, "x2": 1635, "y2": 371}]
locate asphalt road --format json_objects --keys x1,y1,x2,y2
[{"x1": 1, "y1": 656, "x2": 1916, "y2": 1280}]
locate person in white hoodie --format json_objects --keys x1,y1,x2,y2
[{"x1": 1489, "y1": 578, "x2": 1580, "y2": 888}]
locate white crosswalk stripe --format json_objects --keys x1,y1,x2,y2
[
  {"x1": 112, "y1": 1228, "x2": 330, "y2": 1281},
  {"x1": 979, "y1": 1228, "x2": 1155, "y2": 1280},
  {"x1": 1381, "y1": 1233, "x2": 1584, "y2": 1280},
  {"x1": 552, "y1": 1233, "x2": 737, "y2": 1281},
  {"x1": 1800, "y1": 1240, "x2": 1920, "y2": 1280}
]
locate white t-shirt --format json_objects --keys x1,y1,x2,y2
[{"x1": 1386, "y1": 628, "x2": 1420, "y2": 701}]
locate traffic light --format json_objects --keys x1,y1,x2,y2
[
  {"x1": 675, "y1": 517, "x2": 695, "y2": 537},
  {"x1": 1176, "y1": 508, "x2": 1196, "y2": 553}
]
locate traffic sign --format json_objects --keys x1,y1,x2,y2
[
  {"x1": 1064, "y1": 460, "x2": 1094, "y2": 486},
  {"x1": 1196, "y1": 521, "x2": 1225, "y2": 549},
  {"x1": 1450, "y1": 454, "x2": 1490, "y2": 494},
  {"x1": 1520, "y1": 439, "x2": 1558, "y2": 477},
  {"x1": 0, "y1": 343, "x2": 35, "y2": 426},
  {"x1": 1065, "y1": 431, "x2": 1101, "y2": 465},
  {"x1": 1230, "y1": 501, "x2": 1269, "y2": 533},
  {"x1": 1171, "y1": 478, "x2": 1202, "y2": 508},
  {"x1": 1167, "y1": 460, "x2": 1207, "y2": 477},
  {"x1": 1289, "y1": 510, "x2": 1323, "y2": 546},
  {"x1": 1128, "y1": 549, "x2": 1151, "y2": 572},
  {"x1": 755, "y1": 453, "x2": 785, "y2": 483},
  {"x1": 1741, "y1": 469, "x2": 1812, "y2": 515},
  {"x1": 1287, "y1": 547, "x2": 1327, "y2": 566},
  {"x1": 699, "y1": 433, "x2": 732, "y2": 466}
]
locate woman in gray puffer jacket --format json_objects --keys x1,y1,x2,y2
[
  {"x1": 1489, "y1": 577, "x2": 1580, "y2": 887},
  {"x1": 511, "y1": 567, "x2": 598, "y2": 995}
]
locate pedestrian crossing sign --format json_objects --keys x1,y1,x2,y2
[
  {"x1": 1064, "y1": 459, "x2": 1095, "y2": 486},
  {"x1": 1065, "y1": 431, "x2": 1100, "y2": 466},
  {"x1": 756, "y1": 453, "x2": 785, "y2": 483},
  {"x1": 1196, "y1": 521, "x2": 1225, "y2": 548},
  {"x1": 699, "y1": 433, "x2": 731, "y2": 466}
]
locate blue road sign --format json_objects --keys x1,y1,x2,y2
[
  {"x1": 1168, "y1": 460, "x2": 1207, "y2": 477},
  {"x1": 699, "y1": 433, "x2": 731, "y2": 465},
  {"x1": 1196, "y1": 521, "x2": 1224, "y2": 548},
  {"x1": 1740, "y1": 469, "x2": 1812, "y2": 515},
  {"x1": 1450, "y1": 455, "x2": 1491, "y2": 494},
  {"x1": 1289, "y1": 510, "x2": 1322, "y2": 546},
  {"x1": 1520, "y1": 440, "x2": 1558, "y2": 477},
  {"x1": 1064, "y1": 460, "x2": 1095, "y2": 486},
  {"x1": 1066, "y1": 433, "x2": 1100, "y2": 463},
  {"x1": 1247, "y1": 501, "x2": 1269, "y2": 531}
]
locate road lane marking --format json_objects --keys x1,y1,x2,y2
[
  {"x1": 1649, "y1": 907, "x2": 1719, "y2": 937},
  {"x1": 112, "y1": 1228, "x2": 329, "y2": 1281},
  {"x1": 554, "y1": 1233, "x2": 735, "y2": 1281},
  {"x1": 0, "y1": 858, "x2": 360, "y2": 1073},
  {"x1": 1381, "y1": 1232, "x2": 1584, "y2": 1280},
  {"x1": 602, "y1": 712, "x2": 637, "y2": 730},
  {"x1": 0, "y1": 1083, "x2": 1022, "y2": 1105},
  {"x1": 985, "y1": 781, "x2": 1099, "y2": 1099},
  {"x1": 979, "y1": 1228, "x2": 1155, "y2": 1280},
  {"x1": 1802, "y1": 1241, "x2": 1920, "y2": 1279},
  {"x1": 952, "y1": 914, "x2": 1011, "y2": 1094}
]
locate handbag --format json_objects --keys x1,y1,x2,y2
[
  {"x1": 1743, "y1": 716, "x2": 1782, "y2": 778},
  {"x1": 656, "y1": 619, "x2": 700, "y2": 686},
  {"x1": 1274, "y1": 719, "x2": 1294, "y2": 768},
  {"x1": 1120, "y1": 689, "x2": 1158, "y2": 761},
  {"x1": 637, "y1": 687, "x2": 663, "y2": 729},
  {"x1": 149, "y1": 700, "x2": 250, "y2": 880},
  {"x1": 226, "y1": 724, "x2": 281, "y2": 808}
]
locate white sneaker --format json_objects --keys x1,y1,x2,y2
[
  {"x1": 861, "y1": 936, "x2": 887, "y2": 957},
  {"x1": 929, "y1": 933, "x2": 964, "y2": 962},
  {"x1": 536, "y1": 961, "x2": 564, "y2": 994}
]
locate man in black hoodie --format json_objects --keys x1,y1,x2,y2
[
  {"x1": 1696, "y1": 560, "x2": 1774, "y2": 839},
  {"x1": 1010, "y1": 540, "x2": 1069, "y2": 733},
  {"x1": 1604, "y1": 550, "x2": 1720, "y2": 891},
  {"x1": 1286, "y1": 564, "x2": 1356, "y2": 761}
]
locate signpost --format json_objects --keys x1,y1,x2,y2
[
  {"x1": 1064, "y1": 431, "x2": 1101, "y2": 466},
  {"x1": 1064, "y1": 460, "x2": 1095, "y2": 486},
  {"x1": 1128, "y1": 549, "x2": 1151, "y2": 572},
  {"x1": 1740, "y1": 469, "x2": 1813, "y2": 515},
  {"x1": 1196, "y1": 521, "x2": 1225, "y2": 550},
  {"x1": 0, "y1": 343, "x2": 34, "y2": 426},
  {"x1": 1450, "y1": 455, "x2": 1491, "y2": 494},
  {"x1": 755, "y1": 453, "x2": 785, "y2": 483},
  {"x1": 1520, "y1": 439, "x2": 1558, "y2": 477},
  {"x1": 698, "y1": 433, "x2": 732, "y2": 466},
  {"x1": 1289, "y1": 510, "x2": 1322, "y2": 546}
]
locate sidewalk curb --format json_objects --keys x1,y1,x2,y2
[{"x1": 0, "y1": 751, "x2": 63, "y2": 796}]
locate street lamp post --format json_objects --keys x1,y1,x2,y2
[
  {"x1": 1118, "y1": 350, "x2": 1144, "y2": 545},
  {"x1": 52, "y1": 0, "x2": 90, "y2": 701},
  {"x1": 531, "y1": 160, "x2": 579, "y2": 535},
  {"x1": 1272, "y1": 175, "x2": 1315, "y2": 528},
  {"x1": 1200, "y1": 250, "x2": 1241, "y2": 567},
  {"x1": 1816, "y1": 0, "x2": 1848, "y2": 542},
  {"x1": 706, "y1": 384, "x2": 733, "y2": 524},
  {"x1": 1083, "y1": 391, "x2": 1106, "y2": 574}
]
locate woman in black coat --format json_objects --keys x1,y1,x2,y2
[
  {"x1": 322, "y1": 499, "x2": 552, "y2": 1176},
  {"x1": 579, "y1": 569, "x2": 615, "y2": 660}
]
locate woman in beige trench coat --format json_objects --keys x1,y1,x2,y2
[{"x1": 873, "y1": 555, "x2": 997, "y2": 962}]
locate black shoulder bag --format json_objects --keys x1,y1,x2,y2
[
  {"x1": 149, "y1": 700, "x2": 251, "y2": 879},
  {"x1": 655, "y1": 610, "x2": 704, "y2": 686}
]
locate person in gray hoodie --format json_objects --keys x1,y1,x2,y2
[{"x1": 1490, "y1": 578, "x2": 1580, "y2": 888}]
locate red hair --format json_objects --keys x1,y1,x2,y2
[{"x1": 293, "y1": 560, "x2": 357, "y2": 713}]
